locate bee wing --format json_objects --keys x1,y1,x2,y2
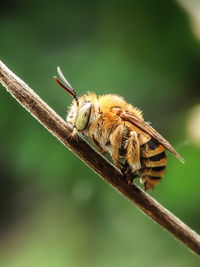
[{"x1": 120, "y1": 111, "x2": 184, "y2": 163}]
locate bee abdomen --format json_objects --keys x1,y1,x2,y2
[
  {"x1": 139, "y1": 138, "x2": 167, "y2": 190},
  {"x1": 139, "y1": 166, "x2": 166, "y2": 178},
  {"x1": 141, "y1": 138, "x2": 165, "y2": 158},
  {"x1": 141, "y1": 151, "x2": 166, "y2": 168},
  {"x1": 140, "y1": 138, "x2": 166, "y2": 167}
]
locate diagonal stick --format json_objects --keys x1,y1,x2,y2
[{"x1": 0, "y1": 60, "x2": 200, "y2": 256}]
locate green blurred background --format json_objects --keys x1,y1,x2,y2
[{"x1": 1, "y1": 0, "x2": 200, "y2": 266}]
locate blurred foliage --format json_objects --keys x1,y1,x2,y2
[{"x1": 1, "y1": 0, "x2": 200, "y2": 266}]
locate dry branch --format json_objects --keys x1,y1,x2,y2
[{"x1": 0, "y1": 60, "x2": 200, "y2": 255}]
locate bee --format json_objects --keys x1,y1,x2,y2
[{"x1": 54, "y1": 67, "x2": 184, "y2": 190}]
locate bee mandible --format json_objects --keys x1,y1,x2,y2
[{"x1": 54, "y1": 67, "x2": 184, "y2": 190}]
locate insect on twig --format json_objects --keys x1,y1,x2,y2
[
  {"x1": 0, "y1": 60, "x2": 199, "y2": 256},
  {"x1": 54, "y1": 67, "x2": 184, "y2": 191}
]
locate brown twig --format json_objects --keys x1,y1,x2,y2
[{"x1": 0, "y1": 60, "x2": 200, "y2": 255}]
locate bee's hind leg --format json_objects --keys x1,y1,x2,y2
[
  {"x1": 126, "y1": 131, "x2": 141, "y2": 172},
  {"x1": 121, "y1": 161, "x2": 140, "y2": 185}
]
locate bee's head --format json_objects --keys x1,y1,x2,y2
[
  {"x1": 54, "y1": 67, "x2": 92, "y2": 132},
  {"x1": 67, "y1": 100, "x2": 92, "y2": 131}
]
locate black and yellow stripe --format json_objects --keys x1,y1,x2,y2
[
  {"x1": 139, "y1": 138, "x2": 167, "y2": 190},
  {"x1": 141, "y1": 138, "x2": 165, "y2": 157}
]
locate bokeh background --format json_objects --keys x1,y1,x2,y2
[{"x1": 1, "y1": 0, "x2": 200, "y2": 266}]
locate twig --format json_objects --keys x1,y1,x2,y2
[{"x1": 0, "y1": 60, "x2": 200, "y2": 256}]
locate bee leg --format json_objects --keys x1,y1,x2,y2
[
  {"x1": 93, "y1": 138, "x2": 106, "y2": 154},
  {"x1": 120, "y1": 161, "x2": 129, "y2": 175},
  {"x1": 125, "y1": 166, "x2": 140, "y2": 185},
  {"x1": 87, "y1": 114, "x2": 106, "y2": 153},
  {"x1": 127, "y1": 173, "x2": 140, "y2": 185},
  {"x1": 109, "y1": 124, "x2": 125, "y2": 168},
  {"x1": 121, "y1": 162, "x2": 140, "y2": 184},
  {"x1": 126, "y1": 131, "x2": 141, "y2": 172},
  {"x1": 69, "y1": 127, "x2": 79, "y2": 141},
  {"x1": 121, "y1": 161, "x2": 131, "y2": 176},
  {"x1": 88, "y1": 114, "x2": 101, "y2": 140}
]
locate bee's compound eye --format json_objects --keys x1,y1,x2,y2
[
  {"x1": 67, "y1": 113, "x2": 76, "y2": 126},
  {"x1": 75, "y1": 102, "x2": 92, "y2": 131}
]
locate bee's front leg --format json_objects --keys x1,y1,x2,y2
[
  {"x1": 93, "y1": 138, "x2": 106, "y2": 154},
  {"x1": 69, "y1": 127, "x2": 79, "y2": 141},
  {"x1": 88, "y1": 114, "x2": 106, "y2": 153}
]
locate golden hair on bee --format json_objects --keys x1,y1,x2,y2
[{"x1": 54, "y1": 67, "x2": 184, "y2": 191}]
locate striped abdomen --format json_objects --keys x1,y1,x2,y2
[{"x1": 139, "y1": 138, "x2": 167, "y2": 190}]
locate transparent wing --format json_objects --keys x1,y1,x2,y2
[{"x1": 120, "y1": 111, "x2": 184, "y2": 163}]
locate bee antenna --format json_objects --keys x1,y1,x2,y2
[{"x1": 54, "y1": 66, "x2": 79, "y2": 104}]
